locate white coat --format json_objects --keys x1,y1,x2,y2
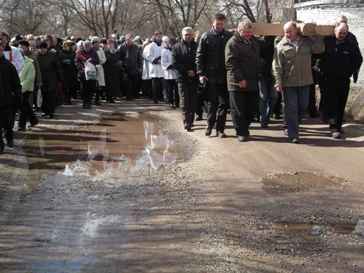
[
  {"x1": 161, "y1": 47, "x2": 177, "y2": 80},
  {"x1": 142, "y1": 44, "x2": 151, "y2": 80},
  {"x1": 96, "y1": 48, "x2": 106, "y2": 87},
  {"x1": 4, "y1": 46, "x2": 24, "y2": 74},
  {"x1": 144, "y1": 42, "x2": 164, "y2": 78}
]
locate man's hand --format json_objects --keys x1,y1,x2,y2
[
  {"x1": 187, "y1": 70, "x2": 195, "y2": 78},
  {"x1": 199, "y1": 76, "x2": 208, "y2": 84},
  {"x1": 239, "y1": 80, "x2": 247, "y2": 89},
  {"x1": 152, "y1": 57, "x2": 161, "y2": 65},
  {"x1": 353, "y1": 71, "x2": 359, "y2": 83},
  {"x1": 275, "y1": 84, "x2": 283, "y2": 93}
]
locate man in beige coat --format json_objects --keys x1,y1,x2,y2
[{"x1": 273, "y1": 21, "x2": 324, "y2": 143}]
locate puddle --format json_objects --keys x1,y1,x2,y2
[
  {"x1": 60, "y1": 112, "x2": 193, "y2": 183},
  {"x1": 262, "y1": 172, "x2": 347, "y2": 194},
  {"x1": 3, "y1": 111, "x2": 194, "y2": 192}
]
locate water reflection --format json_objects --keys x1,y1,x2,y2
[{"x1": 62, "y1": 119, "x2": 178, "y2": 182}]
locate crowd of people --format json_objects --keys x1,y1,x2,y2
[{"x1": 0, "y1": 13, "x2": 362, "y2": 153}]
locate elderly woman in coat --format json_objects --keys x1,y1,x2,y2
[
  {"x1": 92, "y1": 37, "x2": 106, "y2": 105},
  {"x1": 161, "y1": 36, "x2": 178, "y2": 108},
  {"x1": 75, "y1": 40, "x2": 99, "y2": 109}
]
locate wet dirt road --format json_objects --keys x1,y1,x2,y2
[{"x1": 1, "y1": 100, "x2": 364, "y2": 273}]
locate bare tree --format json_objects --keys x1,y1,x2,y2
[
  {"x1": 219, "y1": 0, "x2": 273, "y2": 25},
  {"x1": 0, "y1": 0, "x2": 51, "y2": 35},
  {"x1": 143, "y1": 0, "x2": 210, "y2": 36},
  {"x1": 61, "y1": 0, "x2": 122, "y2": 37}
]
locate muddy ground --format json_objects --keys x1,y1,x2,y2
[{"x1": 0, "y1": 100, "x2": 363, "y2": 273}]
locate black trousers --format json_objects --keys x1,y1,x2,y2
[
  {"x1": 81, "y1": 78, "x2": 97, "y2": 107},
  {"x1": 196, "y1": 88, "x2": 207, "y2": 118},
  {"x1": 325, "y1": 77, "x2": 350, "y2": 131},
  {"x1": 206, "y1": 82, "x2": 229, "y2": 133},
  {"x1": 19, "y1": 92, "x2": 38, "y2": 128},
  {"x1": 164, "y1": 79, "x2": 179, "y2": 107},
  {"x1": 229, "y1": 90, "x2": 258, "y2": 137},
  {"x1": 308, "y1": 84, "x2": 318, "y2": 117},
  {"x1": 142, "y1": 80, "x2": 152, "y2": 98},
  {"x1": 178, "y1": 80, "x2": 197, "y2": 129},
  {"x1": 318, "y1": 78, "x2": 329, "y2": 121},
  {"x1": 41, "y1": 85, "x2": 57, "y2": 115},
  {"x1": 126, "y1": 74, "x2": 138, "y2": 100},
  {"x1": 273, "y1": 92, "x2": 283, "y2": 117},
  {"x1": 152, "y1": 78, "x2": 163, "y2": 103},
  {"x1": 0, "y1": 106, "x2": 15, "y2": 145}
]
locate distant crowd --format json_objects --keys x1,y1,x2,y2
[{"x1": 0, "y1": 13, "x2": 362, "y2": 153}]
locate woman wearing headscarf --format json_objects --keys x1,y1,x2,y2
[
  {"x1": 75, "y1": 40, "x2": 99, "y2": 109},
  {"x1": 92, "y1": 37, "x2": 106, "y2": 105}
]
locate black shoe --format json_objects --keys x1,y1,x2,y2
[
  {"x1": 289, "y1": 137, "x2": 300, "y2": 144},
  {"x1": 6, "y1": 138, "x2": 14, "y2": 148},
  {"x1": 332, "y1": 131, "x2": 342, "y2": 139},
  {"x1": 205, "y1": 128, "x2": 212, "y2": 136},
  {"x1": 18, "y1": 127, "x2": 26, "y2": 132},
  {"x1": 274, "y1": 114, "x2": 282, "y2": 120},
  {"x1": 0, "y1": 142, "x2": 4, "y2": 154},
  {"x1": 186, "y1": 127, "x2": 193, "y2": 132},
  {"x1": 217, "y1": 131, "x2": 227, "y2": 138},
  {"x1": 94, "y1": 101, "x2": 101, "y2": 106},
  {"x1": 196, "y1": 116, "x2": 203, "y2": 121},
  {"x1": 309, "y1": 111, "x2": 319, "y2": 118},
  {"x1": 261, "y1": 122, "x2": 269, "y2": 129},
  {"x1": 30, "y1": 119, "x2": 39, "y2": 127}
]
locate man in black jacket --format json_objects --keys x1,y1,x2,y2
[
  {"x1": 225, "y1": 21, "x2": 260, "y2": 142},
  {"x1": 173, "y1": 27, "x2": 198, "y2": 132},
  {"x1": 0, "y1": 40, "x2": 22, "y2": 153},
  {"x1": 320, "y1": 22, "x2": 362, "y2": 139},
  {"x1": 196, "y1": 13, "x2": 232, "y2": 137},
  {"x1": 119, "y1": 34, "x2": 143, "y2": 100},
  {"x1": 37, "y1": 42, "x2": 62, "y2": 118}
]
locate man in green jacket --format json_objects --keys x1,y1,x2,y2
[
  {"x1": 273, "y1": 21, "x2": 325, "y2": 143},
  {"x1": 19, "y1": 41, "x2": 38, "y2": 131}
]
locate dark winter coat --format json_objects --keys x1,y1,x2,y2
[
  {"x1": 225, "y1": 33, "x2": 260, "y2": 92},
  {"x1": 319, "y1": 35, "x2": 363, "y2": 80},
  {"x1": 172, "y1": 40, "x2": 198, "y2": 82},
  {"x1": 196, "y1": 28, "x2": 232, "y2": 83},
  {"x1": 104, "y1": 48, "x2": 122, "y2": 97},
  {"x1": 118, "y1": 43, "x2": 142, "y2": 76},
  {"x1": 59, "y1": 49, "x2": 78, "y2": 89},
  {"x1": 37, "y1": 50, "x2": 62, "y2": 91},
  {"x1": 0, "y1": 56, "x2": 22, "y2": 108}
]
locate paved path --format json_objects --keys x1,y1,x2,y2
[{"x1": 0, "y1": 100, "x2": 363, "y2": 273}]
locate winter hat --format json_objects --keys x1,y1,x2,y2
[
  {"x1": 182, "y1": 27, "x2": 194, "y2": 36},
  {"x1": 39, "y1": 41, "x2": 48, "y2": 49},
  {"x1": 91, "y1": 37, "x2": 100, "y2": 44},
  {"x1": 162, "y1": 36, "x2": 170, "y2": 48}
]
